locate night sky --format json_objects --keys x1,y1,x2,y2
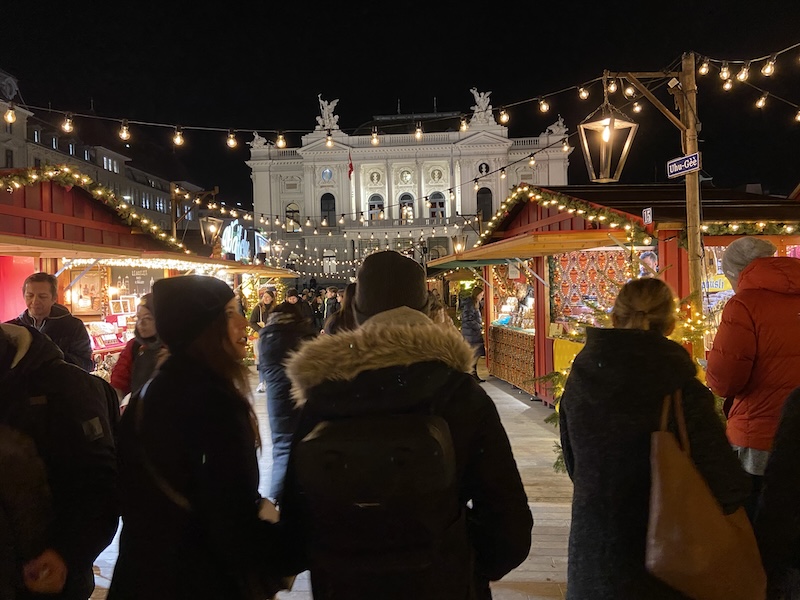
[{"x1": 6, "y1": 1, "x2": 800, "y2": 206}]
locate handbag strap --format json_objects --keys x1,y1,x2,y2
[{"x1": 659, "y1": 389, "x2": 690, "y2": 455}]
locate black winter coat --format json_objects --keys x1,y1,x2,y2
[
  {"x1": 460, "y1": 297, "x2": 484, "y2": 354},
  {"x1": 108, "y1": 354, "x2": 287, "y2": 600},
  {"x1": 0, "y1": 324, "x2": 118, "y2": 600},
  {"x1": 258, "y1": 303, "x2": 316, "y2": 369},
  {"x1": 282, "y1": 307, "x2": 533, "y2": 599},
  {"x1": 9, "y1": 304, "x2": 93, "y2": 371},
  {"x1": 756, "y1": 386, "x2": 800, "y2": 598},
  {"x1": 559, "y1": 327, "x2": 750, "y2": 600}
]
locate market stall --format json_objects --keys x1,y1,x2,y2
[{"x1": 428, "y1": 183, "x2": 800, "y2": 405}]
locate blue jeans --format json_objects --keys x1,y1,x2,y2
[{"x1": 264, "y1": 366, "x2": 300, "y2": 502}]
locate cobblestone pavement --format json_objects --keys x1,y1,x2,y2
[{"x1": 92, "y1": 363, "x2": 573, "y2": 599}]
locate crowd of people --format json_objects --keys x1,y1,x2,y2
[{"x1": 4, "y1": 239, "x2": 800, "y2": 599}]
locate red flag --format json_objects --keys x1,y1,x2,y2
[{"x1": 348, "y1": 152, "x2": 353, "y2": 180}]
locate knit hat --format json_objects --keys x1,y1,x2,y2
[
  {"x1": 286, "y1": 288, "x2": 299, "y2": 298},
  {"x1": 721, "y1": 237, "x2": 777, "y2": 280},
  {"x1": 352, "y1": 250, "x2": 429, "y2": 324},
  {"x1": 153, "y1": 275, "x2": 234, "y2": 351}
]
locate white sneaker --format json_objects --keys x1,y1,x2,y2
[{"x1": 256, "y1": 382, "x2": 266, "y2": 393}]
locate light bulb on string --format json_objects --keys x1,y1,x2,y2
[
  {"x1": 578, "y1": 87, "x2": 589, "y2": 100},
  {"x1": 722, "y1": 79, "x2": 734, "y2": 91},
  {"x1": 632, "y1": 101, "x2": 642, "y2": 113},
  {"x1": 500, "y1": 169, "x2": 506, "y2": 179},
  {"x1": 499, "y1": 108, "x2": 509, "y2": 123},
  {"x1": 623, "y1": 86, "x2": 635, "y2": 98},
  {"x1": 538, "y1": 98, "x2": 550, "y2": 112},
  {"x1": 460, "y1": 118, "x2": 468, "y2": 131},
  {"x1": 3, "y1": 102, "x2": 16, "y2": 124},
  {"x1": 755, "y1": 93, "x2": 768, "y2": 109},
  {"x1": 61, "y1": 113, "x2": 74, "y2": 133},
  {"x1": 276, "y1": 134, "x2": 286, "y2": 148},
  {"x1": 736, "y1": 62, "x2": 750, "y2": 82},
  {"x1": 173, "y1": 127, "x2": 184, "y2": 146},
  {"x1": 415, "y1": 123, "x2": 423, "y2": 140},
  {"x1": 698, "y1": 58, "x2": 710, "y2": 75},
  {"x1": 119, "y1": 119, "x2": 131, "y2": 140},
  {"x1": 321, "y1": 217, "x2": 328, "y2": 226},
  {"x1": 606, "y1": 79, "x2": 618, "y2": 93},
  {"x1": 226, "y1": 130, "x2": 238, "y2": 148},
  {"x1": 795, "y1": 110, "x2": 800, "y2": 122},
  {"x1": 371, "y1": 128, "x2": 379, "y2": 145},
  {"x1": 719, "y1": 62, "x2": 731, "y2": 80},
  {"x1": 325, "y1": 130, "x2": 333, "y2": 147},
  {"x1": 338, "y1": 214, "x2": 345, "y2": 224},
  {"x1": 761, "y1": 55, "x2": 776, "y2": 76},
  {"x1": 474, "y1": 179, "x2": 479, "y2": 191},
  {"x1": 562, "y1": 139, "x2": 570, "y2": 152},
  {"x1": 528, "y1": 155, "x2": 536, "y2": 166}
]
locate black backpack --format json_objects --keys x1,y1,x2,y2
[{"x1": 292, "y1": 397, "x2": 463, "y2": 579}]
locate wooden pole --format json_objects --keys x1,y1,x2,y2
[{"x1": 679, "y1": 52, "x2": 705, "y2": 362}]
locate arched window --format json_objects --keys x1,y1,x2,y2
[
  {"x1": 477, "y1": 188, "x2": 493, "y2": 224},
  {"x1": 368, "y1": 194, "x2": 384, "y2": 221},
  {"x1": 429, "y1": 191, "x2": 445, "y2": 219},
  {"x1": 400, "y1": 193, "x2": 414, "y2": 221},
  {"x1": 323, "y1": 250, "x2": 337, "y2": 274},
  {"x1": 320, "y1": 193, "x2": 336, "y2": 226},
  {"x1": 285, "y1": 202, "x2": 301, "y2": 232}
]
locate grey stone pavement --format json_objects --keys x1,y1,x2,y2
[{"x1": 92, "y1": 362, "x2": 573, "y2": 599}]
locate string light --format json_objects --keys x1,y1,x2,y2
[
  {"x1": 756, "y1": 93, "x2": 768, "y2": 109},
  {"x1": 499, "y1": 108, "x2": 509, "y2": 123},
  {"x1": 173, "y1": 127, "x2": 184, "y2": 146},
  {"x1": 61, "y1": 113, "x2": 74, "y2": 132},
  {"x1": 698, "y1": 57, "x2": 710, "y2": 75},
  {"x1": 500, "y1": 169, "x2": 506, "y2": 179},
  {"x1": 719, "y1": 62, "x2": 731, "y2": 80},
  {"x1": 606, "y1": 79, "x2": 617, "y2": 93},
  {"x1": 722, "y1": 79, "x2": 734, "y2": 92},
  {"x1": 736, "y1": 62, "x2": 750, "y2": 82},
  {"x1": 325, "y1": 130, "x2": 333, "y2": 147},
  {"x1": 460, "y1": 118, "x2": 468, "y2": 131},
  {"x1": 4, "y1": 102, "x2": 16, "y2": 124},
  {"x1": 632, "y1": 101, "x2": 642, "y2": 113},
  {"x1": 538, "y1": 98, "x2": 550, "y2": 112},
  {"x1": 623, "y1": 86, "x2": 636, "y2": 98},
  {"x1": 415, "y1": 122, "x2": 423, "y2": 140},
  {"x1": 561, "y1": 139, "x2": 570, "y2": 152},
  {"x1": 761, "y1": 54, "x2": 776, "y2": 76},
  {"x1": 529, "y1": 155, "x2": 536, "y2": 166},
  {"x1": 119, "y1": 119, "x2": 131, "y2": 140},
  {"x1": 226, "y1": 130, "x2": 238, "y2": 148},
  {"x1": 578, "y1": 87, "x2": 589, "y2": 100},
  {"x1": 371, "y1": 127, "x2": 379, "y2": 145},
  {"x1": 276, "y1": 134, "x2": 286, "y2": 148}
]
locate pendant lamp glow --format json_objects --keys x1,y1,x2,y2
[{"x1": 577, "y1": 80, "x2": 638, "y2": 183}]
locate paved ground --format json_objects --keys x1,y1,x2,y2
[{"x1": 92, "y1": 362, "x2": 573, "y2": 599}]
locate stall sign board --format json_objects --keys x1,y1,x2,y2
[
  {"x1": 642, "y1": 207, "x2": 653, "y2": 225},
  {"x1": 666, "y1": 152, "x2": 701, "y2": 179}
]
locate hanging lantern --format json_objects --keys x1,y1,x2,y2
[{"x1": 577, "y1": 75, "x2": 638, "y2": 183}]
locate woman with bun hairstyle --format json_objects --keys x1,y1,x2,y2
[
  {"x1": 109, "y1": 275, "x2": 288, "y2": 600},
  {"x1": 559, "y1": 278, "x2": 750, "y2": 599}
]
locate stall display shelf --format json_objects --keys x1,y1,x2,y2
[{"x1": 488, "y1": 325, "x2": 536, "y2": 398}]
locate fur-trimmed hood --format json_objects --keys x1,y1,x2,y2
[{"x1": 285, "y1": 307, "x2": 476, "y2": 406}]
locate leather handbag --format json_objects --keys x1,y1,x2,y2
[{"x1": 645, "y1": 390, "x2": 766, "y2": 600}]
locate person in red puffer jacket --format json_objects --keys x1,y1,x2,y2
[{"x1": 706, "y1": 237, "x2": 800, "y2": 518}]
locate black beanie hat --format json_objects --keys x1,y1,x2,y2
[
  {"x1": 286, "y1": 288, "x2": 299, "y2": 298},
  {"x1": 153, "y1": 275, "x2": 234, "y2": 351},
  {"x1": 352, "y1": 250, "x2": 429, "y2": 324}
]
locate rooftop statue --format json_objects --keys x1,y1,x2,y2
[
  {"x1": 545, "y1": 115, "x2": 568, "y2": 136},
  {"x1": 316, "y1": 94, "x2": 340, "y2": 131},
  {"x1": 248, "y1": 131, "x2": 268, "y2": 149},
  {"x1": 469, "y1": 88, "x2": 495, "y2": 125}
]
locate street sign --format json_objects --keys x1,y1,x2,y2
[
  {"x1": 666, "y1": 152, "x2": 701, "y2": 179},
  {"x1": 642, "y1": 207, "x2": 653, "y2": 225}
]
